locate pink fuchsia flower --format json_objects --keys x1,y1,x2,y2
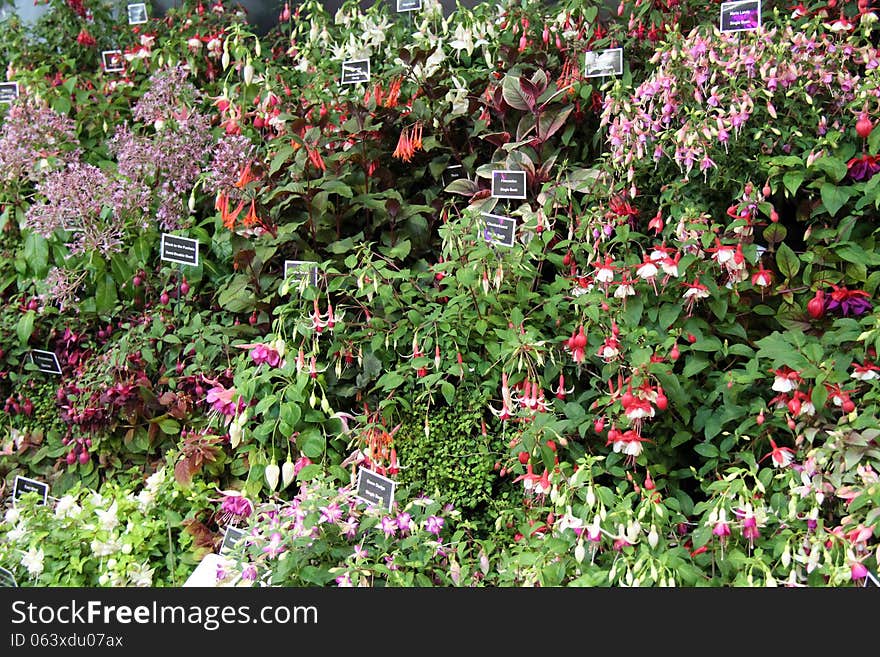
[
  {"x1": 424, "y1": 515, "x2": 444, "y2": 536},
  {"x1": 335, "y1": 573, "x2": 353, "y2": 587},
  {"x1": 850, "y1": 560, "x2": 868, "y2": 582},
  {"x1": 396, "y1": 512, "x2": 412, "y2": 534},
  {"x1": 319, "y1": 503, "x2": 343, "y2": 524},
  {"x1": 220, "y1": 491, "x2": 253, "y2": 519},
  {"x1": 262, "y1": 532, "x2": 285, "y2": 558},
  {"x1": 351, "y1": 545, "x2": 368, "y2": 560},
  {"x1": 380, "y1": 516, "x2": 398, "y2": 537},
  {"x1": 205, "y1": 384, "x2": 242, "y2": 416},
  {"x1": 712, "y1": 509, "x2": 731, "y2": 539},
  {"x1": 734, "y1": 504, "x2": 761, "y2": 549},
  {"x1": 340, "y1": 516, "x2": 358, "y2": 539}
]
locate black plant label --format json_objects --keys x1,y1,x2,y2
[
  {"x1": 491, "y1": 170, "x2": 527, "y2": 199},
  {"x1": 127, "y1": 2, "x2": 148, "y2": 25},
  {"x1": 0, "y1": 82, "x2": 19, "y2": 104},
  {"x1": 720, "y1": 0, "x2": 761, "y2": 33},
  {"x1": 13, "y1": 475, "x2": 49, "y2": 506},
  {"x1": 220, "y1": 526, "x2": 247, "y2": 555},
  {"x1": 584, "y1": 47, "x2": 624, "y2": 78},
  {"x1": 396, "y1": 0, "x2": 422, "y2": 11},
  {"x1": 481, "y1": 213, "x2": 517, "y2": 248},
  {"x1": 284, "y1": 260, "x2": 319, "y2": 288},
  {"x1": 29, "y1": 349, "x2": 61, "y2": 375},
  {"x1": 160, "y1": 234, "x2": 199, "y2": 267},
  {"x1": 341, "y1": 59, "x2": 370, "y2": 85},
  {"x1": 356, "y1": 467, "x2": 396, "y2": 512}
]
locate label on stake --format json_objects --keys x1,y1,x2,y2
[
  {"x1": 160, "y1": 233, "x2": 199, "y2": 267},
  {"x1": 29, "y1": 350, "x2": 62, "y2": 375},
  {"x1": 356, "y1": 467, "x2": 396, "y2": 512},
  {"x1": 481, "y1": 213, "x2": 517, "y2": 248},
  {"x1": 127, "y1": 3, "x2": 148, "y2": 25},
  {"x1": 491, "y1": 170, "x2": 527, "y2": 199},
  {"x1": 720, "y1": 0, "x2": 761, "y2": 33},
  {"x1": 12, "y1": 476, "x2": 49, "y2": 507},
  {"x1": 0, "y1": 82, "x2": 19, "y2": 104},
  {"x1": 284, "y1": 260, "x2": 319, "y2": 288},
  {"x1": 584, "y1": 47, "x2": 623, "y2": 78},
  {"x1": 220, "y1": 526, "x2": 247, "y2": 555},
  {"x1": 101, "y1": 50, "x2": 125, "y2": 72},
  {"x1": 341, "y1": 59, "x2": 370, "y2": 85}
]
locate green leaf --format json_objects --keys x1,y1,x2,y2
[
  {"x1": 782, "y1": 170, "x2": 805, "y2": 197},
  {"x1": 811, "y1": 156, "x2": 848, "y2": 182},
  {"x1": 659, "y1": 303, "x2": 681, "y2": 330},
  {"x1": 775, "y1": 242, "x2": 800, "y2": 280},
  {"x1": 299, "y1": 430, "x2": 326, "y2": 459},
  {"x1": 95, "y1": 273, "x2": 117, "y2": 315},
  {"x1": 819, "y1": 183, "x2": 852, "y2": 217},
  {"x1": 441, "y1": 381, "x2": 455, "y2": 405},
  {"x1": 296, "y1": 463, "x2": 322, "y2": 482},
  {"x1": 537, "y1": 106, "x2": 574, "y2": 142},
  {"x1": 377, "y1": 371, "x2": 404, "y2": 390},
  {"x1": 694, "y1": 442, "x2": 719, "y2": 458},
  {"x1": 444, "y1": 178, "x2": 479, "y2": 196},
  {"x1": 17, "y1": 310, "x2": 35, "y2": 345},
  {"x1": 268, "y1": 144, "x2": 294, "y2": 176}
]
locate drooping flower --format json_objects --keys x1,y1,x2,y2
[
  {"x1": 21, "y1": 547, "x2": 44, "y2": 577},
  {"x1": 379, "y1": 516, "x2": 398, "y2": 537},
  {"x1": 846, "y1": 153, "x2": 880, "y2": 182},
  {"x1": 761, "y1": 438, "x2": 796, "y2": 468},
  {"x1": 424, "y1": 515, "x2": 444, "y2": 536},
  {"x1": 320, "y1": 503, "x2": 343, "y2": 524},
  {"x1": 262, "y1": 532, "x2": 285, "y2": 558},
  {"x1": 826, "y1": 285, "x2": 872, "y2": 317}
]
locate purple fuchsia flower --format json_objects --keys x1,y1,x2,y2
[
  {"x1": 340, "y1": 516, "x2": 359, "y2": 539},
  {"x1": 826, "y1": 285, "x2": 872, "y2": 317},
  {"x1": 846, "y1": 154, "x2": 880, "y2": 182},
  {"x1": 424, "y1": 515, "x2": 444, "y2": 536},
  {"x1": 352, "y1": 545, "x2": 368, "y2": 560}
]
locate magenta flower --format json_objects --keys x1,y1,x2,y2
[
  {"x1": 826, "y1": 285, "x2": 872, "y2": 317},
  {"x1": 221, "y1": 492, "x2": 253, "y2": 519},
  {"x1": 352, "y1": 545, "x2": 368, "y2": 560},
  {"x1": 380, "y1": 516, "x2": 398, "y2": 537},
  {"x1": 396, "y1": 512, "x2": 412, "y2": 534},
  {"x1": 424, "y1": 515, "x2": 444, "y2": 536},
  {"x1": 262, "y1": 532, "x2": 285, "y2": 558},
  {"x1": 206, "y1": 384, "x2": 242, "y2": 416},
  {"x1": 250, "y1": 344, "x2": 281, "y2": 366},
  {"x1": 320, "y1": 503, "x2": 342, "y2": 524},
  {"x1": 340, "y1": 516, "x2": 358, "y2": 539},
  {"x1": 851, "y1": 561, "x2": 868, "y2": 582}
]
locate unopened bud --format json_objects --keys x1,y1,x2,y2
[{"x1": 265, "y1": 462, "x2": 280, "y2": 491}]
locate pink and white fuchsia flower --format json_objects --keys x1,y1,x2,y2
[{"x1": 771, "y1": 366, "x2": 802, "y2": 393}]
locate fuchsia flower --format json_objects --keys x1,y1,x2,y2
[
  {"x1": 220, "y1": 491, "x2": 253, "y2": 519},
  {"x1": 396, "y1": 512, "x2": 412, "y2": 534},
  {"x1": 262, "y1": 532, "x2": 285, "y2": 558},
  {"x1": 846, "y1": 154, "x2": 880, "y2": 182},
  {"x1": 850, "y1": 560, "x2": 868, "y2": 582},
  {"x1": 205, "y1": 384, "x2": 243, "y2": 416},
  {"x1": 424, "y1": 515, "x2": 444, "y2": 536},
  {"x1": 319, "y1": 503, "x2": 343, "y2": 524},
  {"x1": 760, "y1": 438, "x2": 796, "y2": 468},
  {"x1": 771, "y1": 366, "x2": 802, "y2": 393},
  {"x1": 380, "y1": 516, "x2": 398, "y2": 537},
  {"x1": 826, "y1": 284, "x2": 872, "y2": 317}
]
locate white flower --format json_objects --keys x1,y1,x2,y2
[
  {"x1": 4, "y1": 507, "x2": 20, "y2": 524},
  {"x1": 127, "y1": 563, "x2": 155, "y2": 587},
  {"x1": 137, "y1": 490, "x2": 155, "y2": 510},
  {"x1": 54, "y1": 495, "x2": 81, "y2": 519},
  {"x1": 145, "y1": 468, "x2": 165, "y2": 493},
  {"x1": 96, "y1": 501, "x2": 119, "y2": 532},
  {"x1": 7, "y1": 526, "x2": 26, "y2": 542},
  {"x1": 91, "y1": 538, "x2": 120, "y2": 558},
  {"x1": 21, "y1": 547, "x2": 44, "y2": 576}
]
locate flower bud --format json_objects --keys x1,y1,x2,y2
[
  {"x1": 222, "y1": 50, "x2": 230, "y2": 69},
  {"x1": 243, "y1": 63, "x2": 254, "y2": 85},
  {"x1": 265, "y1": 462, "x2": 280, "y2": 491},
  {"x1": 281, "y1": 458, "x2": 295, "y2": 489},
  {"x1": 648, "y1": 525, "x2": 659, "y2": 549},
  {"x1": 574, "y1": 541, "x2": 586, "y2": 563}
]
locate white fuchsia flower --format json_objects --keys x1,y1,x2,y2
[{"x1": 21, "y1": 547, "x2": 44, "y2": 576}]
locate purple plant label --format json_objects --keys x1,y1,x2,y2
[
  {"x1": 101, "y1": 50, "x2": 125, "y2": 72},
  {"x1": 481, "y1": 212, "x2": 517, "y2": 248},
  {"x1": 0, "y1": 566, "x2": 16, "y2": 588},
  {"x1": 442, "y1": 164, "x2": 465, "y2": 187},
  {"x1": 220, "y1": 526, "x2": 247, "y2": 555},
  {"x1": 396, "y1": 0, "x2": 422, "y2": 11},
  {"x1": 356, "y1": 467, "x2": 396, "y2": 512},
  {"x1": 160, "y1": 233, "x2": 199, "y2": 267},
  {"x1": 29, "y1": 349, "x2": 62, "y2": 375},
  {"x1": 127, "y1": 2, "x2": 148, "y2": 25},
  {"x1": 491, "y1": 170, "x2": 527, "y2": 199},
  {"x1": 12, "y1": 475, "x2": 49, "y2": 507},
  {"x1": 584, "y1": 47, "x2": 623, "y2": 78},
  {"x1": 0, "y1": 82, "x2": 19, "y2": 104},
  {"x1": 720, "y1": 0, "x2": 761, "y2": 33},
  {"x1": 341, "y1": 59, "x2": 370, "y2": 85},
  {"x1": 284, "y1": 260, "x2": 319, "y2": 288}
]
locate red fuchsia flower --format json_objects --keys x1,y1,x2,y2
[
  {"x1": 553, "y1": 373, "x2": 574, "y2": 400},
  {"x1": 851, "y1": 360, "x2": 880, "y2": 381},
  {"x1": 760, "y1": 437, "x2": 796, "y2": 468},
  {"x1": 597, "y1": 335, "x2": 621, "y2": 362},
  {"x1": 826, "y1": 284, "x2": 872, "y2": 317},
  {"x1": 565, "y1": 326, "x2": 588, "y2": 363},
  {"x1": 593, "y1": 254, "x2": 616, "y2": 290},
  {"x1": 489, "y1": 372, "x2": 515, "y2": 421},
  {"x1": 681, "y1": 278, "x2": 710, "y2": 315},
  {"x1": 846, "y1": 154, "x2": 880, "y2": 182},
  {"x1": 635, "y1": 255, "x2": 659, "y2": 293},
  {"x1": 606, "y1": 428, "x2": 650, "y2": 465},
  {"x1": 76, "y1": 29, "x2": 96, "y2": 47},
  {"x1": 825, "y1": 383, "x2": 857, "y2": 413},
  {"x1": 751, "y1": 263, "x2": 773, "y2": 289},
  {"x1": 647, "y1": 210, "x2": 664, "y2": 235},
  {"x1": 771, "y1": 366, "x2": 802, "y2": 393}
]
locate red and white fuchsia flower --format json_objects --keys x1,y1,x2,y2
[
  {"x1": 771, "y1": 366, "x2": 802, "y2": 393},
  {"x1": 761, "y1": 438, "x2": 796, "y2": 468}
]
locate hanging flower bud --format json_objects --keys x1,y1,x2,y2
[
  {"x1": 281, "y1": 457, "x2": 295, "y2": 489},
  {"x1": 265, "y1": 461, "x2": 280, "y2": 491},
  {"x1": 243, "y1": 62, "x2": 255, "y2": 85}
]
